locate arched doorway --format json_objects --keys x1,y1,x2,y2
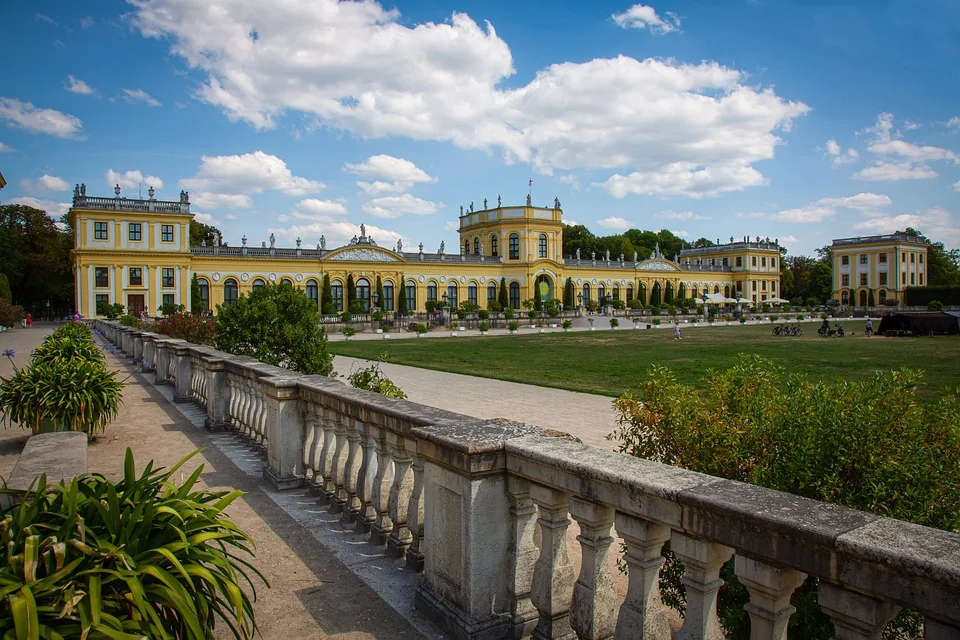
[
  {"x1": 859, "y1": 289, "x2": 867, "y2": 307},
  {"x1": 535, "y1": 274, "x2": 554, "y2": 300},
  {"x1": 879, "y1": 289, "x2": 887, "y2": 305},
  {"x1": 724, "y1": 285, "x2": 730, "y2": 298}
]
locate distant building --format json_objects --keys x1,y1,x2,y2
[
  {"x1": 70, "y1": 184, "x2": 784, "y2": 316},
  {"x1": 831, "y1": 234, "x2": 928, "y2": 306}
]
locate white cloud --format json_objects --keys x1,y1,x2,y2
[
  {"x1": 947, "y1": 117, "x2": 960, "y2": 129},
  {"x1": 268, "y1": 220, "x2": 410, "y2": 251},
  {"x1": 558, "y1": 175, "x2": 580, "y2": 190},
  {"x1": 443, "y1": 220, "x2": 459, "y2": 231},
  {"x1": 362, "y1": 194, "x2": 441, "y2": 219},
  {"x1": 657, "y1": 210, "x2": 709, "y2": 221},
  {"x1": 36, "y1": 13, "x2": 57, "y2": 26},
  {"x1": 868, "y1": 139, "x2": 957, "y2": 163},
  {"x1": 0, "y1": 142, "x2": 11, "y2": 152},
  {"x1": 8, "y1": 196, "x2": 71, "y2": 218},
  {"x1": 772, "y1": 192, "x2": 891, "y2": 223},
  {"x1": 779, "y1": 235, "x2": 798, "y2": 245},
  {"x1": 855, "y1": 207, "x2": 960, "y2": 248},
  {"x1": 597, "y1": 162, "x2": 767, "y2": 199},
  {"x1": 130, "y1": 0, "x2": 808, "y2": 198},
  {"x1": 0, "y1": 98, "x2": 84, "y2": 138},
  {"x1": 179, "y1": 151, "x2": 324, "y2": 209},
  {"x1": 192, "y1": 212, "x2": 221, "y2": 226},
  {"x1": 954, "y1": 180, "x2": 960, "y2": 192},
  {"x1": 20, "y1": 174, "x2": 71, "y2": 192},
  {"x1": 288, "y1": 198, "x2": 348, "y2": 221},
  {"x1": 596, "y1": 216, "x2": 633, "y2": 229},
  {"x1": 824, "y1": 139, "x2": 859, "y2": 166},
  {"x1": 344, "y1": 154, "x2": 436, "y2": 194},
  {"x1": 65, "y1": 75, "x2": 96, "y2": 96},
  {"x1": 904, "y1": 120, "x2": 920, "y2": 130},
  {"x1": 612, "y1": 4, "x2": 681, "y2": 33},
  {"x1": 80, "y1": 16, "x2": 94, "y2": 29},
  {"x1": 121, "y1": 88, "x2": 162, "y2": 107},
  {"x1": 854, "y1": 162, "x2": 938, "y2": 181},
  {"x1": 105, "y1": 169, "x2": 165, "y2": 192},
  {"x1": 672, "y1": 230, "x2": 689, "y2": 238}
]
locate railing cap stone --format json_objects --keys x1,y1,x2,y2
[{"x1": 413, "y1": 420, "x2": 555, "y2": 475}]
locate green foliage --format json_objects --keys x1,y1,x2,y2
[
  {"x1": 905, "y1": 286, "x2": 960, "y2": 306},
  {"x1": 562, "y1": 319, "x2": 572, "y2": 329},
  {"x1": 156, "y1": 313, "x2": 218, "y2": 346},
  {"x1": 347, "y1": 355, "x2": 406, "y2": 398},
  {"x1": 611, "y1": 355, "x2": 960, "y2": 638},
  {"x1": 346, "y1": 274, "x2": 356, "y2": 309},
  {"x1": 397, "y1": 274, "x2": 408, "y2": 315},
  {"x1": 158, "y1": 302, "x2": 185, "y2": 317},
  {"x1": 527, "y1": 309, "x2": 537, "y2": 320},
  {"x1": 533, "y1": 283, "x2": 542, "y2": 311},
  {"x1": 456, "y1": 308, "x2": 467, "y2": 320},
  {"x1": 564, "y1": 277, "x2": 575, "y2": 308},
  {"x1": 770, "y1": 315, "x2": 778, "y2": 322},
  {"x1": 375, "y1": 275, "x2": 385, "y2": 310},
  {"x1": 215, "y1": 283, "x2": 333, "y2": 375},
  {"x1": 97, "y1": 301, "x2": 125, "y2": 319},
  {"x1": 508, "y1": 321, "x2": 519, "y2": 332},
  {"x1": 0, "y1": 448, "x2": 266, "y2": 639},
  {"x1": 478, "y1": 309, "x2": 490, "y2": 320},
  {"x1": 191, "y1": 274, "x2": 206, "y2": 314},
  {"x1": 929, "y1": 300, "x2": 944, "y2": 311},
  {"x1": 340, "y1": 310, "x2": 352, "y2": 323},
  {"x1": 0, "y1": 297, "x2": 25, "y2": 328},
  {"x1": 868, "y1": 287, "x2": 875, "y2": 307},
  {"x1": 119, "y1": 314, "x2": 142, "y2": 328},
  {"x1": 342, "y1": 326, "x2": 357, "y2": 337},
  {"x1": 425, "y1": 300, "x2": 437, "y2": 314},
  {"x1": 189, "y1": 219, "x2": 223, "y2": 247},
  {"x1": 348, "y1": 300, "x2": 366, "y2": 314},
  {"x1": 503, "y1": 307, "x2": 515, "y2": 320},
  {"x1": 321, "y1": 274, "x2": 335, "y2": 314},
  {"x1": 609, "y1": 318, "x2": 619, "y2": 328},
  {"x1": 652, "y1": 318, "x2": 661, "y2": 325},
  {"x1": 0, "y1": 273, "x2": 11, "y2": 301},
  {"x1": 0, "y1": 204, "x2": 74, "y2": 316},
  {"x1": 412, "y1": 323, "x2": 428, "y2": 335},
  {"x1": 498, "y1": 277, "x2": 508, "y2": 309}
]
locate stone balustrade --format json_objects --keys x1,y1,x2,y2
[{"x1": 96, "y1": 319, "x2": 960, "y2": 640}]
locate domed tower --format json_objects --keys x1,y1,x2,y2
[{"x1": 457, "y1": 197, "x2": 563, "y2": 263}]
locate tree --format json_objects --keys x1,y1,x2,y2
[
  {"x1": 0, "y1": 204, "x2": 74, "y2": 316},
  {"x1": 498, "y1": 277, "x2": 509, "y2": 309},
  {"x1": 533, "y1": 280, "x2": 542, "y2": 311},
  {"x1": 397, "y1": 274, "x2": 409, "y2": 315},
  {"x1": 563, "y1": 277, "x2": 575, "y2": 308},
  {"x1": 868, "y1": 287, "x2": 875, "y2": 307},
  {"x1": 321, "y1": 274, "x2": 334, "y2": 314},
  {"x1": 898, "y1": 228, "x2": 960, "y2": 286},
  {"x1": 375, "y1": 275, "x2": 385, "y2": 309},
  {"x1": 215, "y1": 283, "x2": 333, "y2": 375},
  {"x1": 189, "y1": 220, "x2": 222, "y2": 247},
  {"x1": 0, "y1": 272, "x2": 11, "y2": 301},
  {"x1": 346, "y1": 274, "x2": 356, "y2": 309},
  {"x1": 562, "y1": 224, "x2": 598, "y2": 258},
  {"x1": 190, "y1": 274, "x2": 205, "y2": 314}
]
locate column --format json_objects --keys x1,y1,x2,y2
[
  {"x1": 734, "y1": 556, "x2": 805, "y2": 640},
  {"x1": 530, "y1": 484, "x2": 575, "y2": 640},
  {"x1": 507, "y1": 475, "x2": 540, "y2": 638},
  {"x1": 203, "y1": 358, "x2": 230, "y2": 431},
  {"x1": 368, "y1": 425, "x2": 394, "y2": 545},
  {"x1": 261, "y1": 376, "x2": 305, "y2": 491},
  {"x1": 818, "y1": 584, "x2": 899, "y2": 640},
  {"x1": 614, "y1": 513, "x2": 671, "y2": 640},
  {"x1": 386, "y1": 432, "x2": 414, "y2": 557},
  {"x1": 569, "y1": 497, "x2": 617, "y2": 640},
  {"x1": 173, "y1": 345, "x2": 193, "y2": 403},
  {"x1": 671, "y1": 532, "x2": 735, "y2": 640}
]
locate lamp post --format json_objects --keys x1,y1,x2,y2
[
  {"x1": 441, "y1": 292, "x2": 449, "y2": 326},
  {"x1": 735, "y1": 290, "x2": 741, "y2": 318},
  {"x1": 46, "y1": 300, "x2": 51, "y2": 321},
  {"x1": 577, "y1": 292, "x2": 583, "y2": 316}
]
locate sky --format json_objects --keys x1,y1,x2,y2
[{"x1": 2, "y1": 0, "x2": 959, "y2": 256}]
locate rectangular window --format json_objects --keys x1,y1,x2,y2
[
  {"x1": 128, "y1": 223, "x2": 142, "y2": 242},
  {"x1": 771, "y1": 281, "x2": 776, "y2": 292},
  {"x1": 468, "y1": 285, "x2": 478, "y2": 307},
  {"x1": 902, "y1": 252, "x2": 906, "y2": 262},
  {"x1": 332, "y1": 283, "x2": 343, "y2": 311},
  {"x1": 910, "y1": 253, "x2": 915, "y2": 264},
  {"x1": 879, "y1": 253, "x2": 887, "y2": 263},
  {"x1": 910, "y1": 273, "x2": 915, "y2": 285},
  {"x1": 509, "y1": 284, "x2": 520, "y2": 309},
  {"x1": 162, "y1": 268, "x2": 175, "y2": 288},
  {"x1": 383, "y1": 283, "x2": 394, "y2": 311},
  {"x1": 841, "y1": 274, "x2": 850, "y2": 287},
  {"x1": 94, "y1": 221, "x2": 109, "y2": 240},
  {"x1": 860, "y1": 273, "x2": 868, "y2": 286},
  {"x1": 919, "y1": 254, "x2": 924, "y2": 264},
  {"x1": 860, "y1": 254, "x2": 868, "y2": 265},
  {"x1": 761, "y1": 257, "x2": 766, "y2": 267},
  {"x1": 736, "y1": 256, "x2": 742, "y2": 267},
  {"x1": 752, "y1": 280, "x2": 757, "y2": 291},
  {"x1": 161, "y1": 224, "x2": 174, "y2": 242},
  {"x1": 722, "y1": 257, "x2": 729, "y2": 267},
  {"x1": 879, "y1": 272, "x2": 887, "y2": 286},
  {"x1": 841, "y1": 255, "x2": 849, "y2": 265},
  {"x1": 95, "y1": 267, "x2": 109, "y2": 288},
  {"x1": 427, "y1": 283, "x2": 437, "y2": 303},
  {"x1": 95, "y1": 294, "x2": 109, "y2": 309},
  {"x1": 772, "y1": 258, "x2": 777, "y2": 268},
  {"x1": 129, "y1": 268, "x2": 142, "y2": 286},
  {"x1": 509, "y1": 234, "x2": 519, "y2": 260},
  {"x1": 405, "y1": 284, "x2": 416, "y2": 311},
  {"x1": 902, "y1": 273, "x2": 906, "y2": 285},
  {"x1": 751, "y1": 256, "x2": 757, "y2": 267},
  {"x1": 920, "y1": 273, "x2": 924, "y2": 285},
  {"x1": 162, "y1": 293, "x2": 175, "y2": 307}
]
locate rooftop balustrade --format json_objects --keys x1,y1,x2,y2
[{"x1": 97, "y1": 319, "x2": 960, "y2": 640}]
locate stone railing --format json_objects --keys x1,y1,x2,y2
[
  {"x1": 72, "y1": 195, "x2": 190, "y2": 214},
  {"x1": 96, "y1": 319, "x2": 960, "y2": 640}
]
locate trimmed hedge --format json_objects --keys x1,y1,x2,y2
[{"x1": 904, "y1": 286, "x2": 960, "y2": 306}]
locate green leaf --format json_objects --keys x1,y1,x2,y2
[{"x1": 10, "y1": 586, "x2": 39, "y2": 640}]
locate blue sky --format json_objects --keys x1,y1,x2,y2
[{"x1": 2, "y1": 0, "x2": 959, "y2": 255}]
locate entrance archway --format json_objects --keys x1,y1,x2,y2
[
  {"x1": 859, "y1": 290, "x2": 867, "y2": 307},
  {"x1": 535, "y1": 274, "x2": 555, "y2": 300}
]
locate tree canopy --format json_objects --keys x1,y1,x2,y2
[
  {"x1": 0, "y1": 204, "x2": 73, "y2": 315},
  {"x1": 562, "y1": 224, "x2": 693, "y2": 262},
  {"x1": 189, "y1": 220, "x2": 223, "y2": 247}
]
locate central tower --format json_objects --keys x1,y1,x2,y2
[{"x1": 457, "y1": 198, "x2": 564, "y2": 263}]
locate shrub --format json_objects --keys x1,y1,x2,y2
[
  {"x1": 342, "y1": 326, "x2": 357, "y2": 338},
  {"x1": 216, "y1": 283, "x2": 333, "y2": 375},
  {"x1": 487, "y1": 301, "x2": 503, "y2": 312},
  {"x1": 157, "y1": 302, "x2": 183, "y2": 317},
  {"x1": 527, "y1": 309, "x2": 537, "y2": 320},
  {"x1": 610, "y1": 356, "x2": 960, "y2": 639},
  {"x1": 347, "y1": 356, "x2": 406, "y2": 399},
  {"x1": 628, "y1": 299, "x2": 643, "y2": 310},
  {"x1": 503, "y1": 308, "x2": 515, "y2": 320},
  {"x1": 929, "y1": 300, "x2": 944, "y2": 311},
  {"x1": 413, "y1": 323, "x2": 428, "y2": 335},
  {"x1": 723, "y1": 314, "x2": 733, "y2": 322},
  {"x1": 508, "y1": 321, "x2": 519, "y2": 332},
  {"x1": 478, "y1": 322, "x2": 490, "y2": 332},
  {"x1": 425, "y1": 300, "x2": 438, "y2": 314},
  {"x1": 156, "y1": 313, "x2": 218, "y2": 346},
  {"x1": 739, "y1": 317, "x2": 746, "y2": 324},
  {"x1": 770, "y1": 315, "x2": 779, "y2": 322},
  {"x1": 612, "y1": 299, "x2": 626, "y2": 310},
  {"x1": 0, "y1": 298, "x2": 24, "y2": 328},
  {"x1": 0, "y1": 449, "x2": 266, "y2": 638},
  {"x1": 456, "y1": 308, "x2": 467, "y2": 320},
  {"x1": 796, "y1": 313, "x2": 804, "y2": 320},
  {"x1": 651, "y1": 306, "x2": 661, "y2": 316},
  {"x1": 609, "y1": 318, "x2": 619, "y2": 328},
  {"x1": 562, "y1": 319, "x2": 572, "y2": 329},
  {"x1": 97, "y1": 301, "x2": 126, "y2": 319},
  {"x1": 478, "y1": 309, "x2": 490, "y2": 320},
  {"x1": 119, "y1": 313, "x2": 141, "y2": 328},
  {"x1": 652, "y1": 318, "x2": 661, "y2": 326}
]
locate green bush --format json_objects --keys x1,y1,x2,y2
[
  {"x1": 456, "y1": 308, "x2": 467, "y2": 320},
  {"x1": 340, "y1": 310, "x2": 352, "y2": 323},
  {"x1": 739, "y1": 317, "x2": 746, "y2": 324},
  {"x1": 347, "y1": 357, "x2": 406, "y2": 399},
  {"x1": 770, "y1": 315, "x2": 779, "y2": 322},
  {"x1": 929, "y1": 300, "x2": 944, "y2": 311},
  {"x1": 796, "y1": 313, "x2": 804, "y2": 320},
  {"x1": 342, "y1": 326, "x2": 357, "y2": 338},
  {"x1": 562, "y1": 319, "x2": 573, "y2": 329},
  {"x1": 119, "y1": 313, "x2": 142, "y2": 328},
  {"x1": 0, "y1": 297, "x2": 25, "y2": 328},
  {"x1": 216, "y1": 283, "x2": 333, "y2": 375},
  {"x1": 609, "y1": 318, "x2": 619, "y2": 328},
  {"x1": 0, "y1": 449, "x2": 266, "y2": 639},
  {"x1": 611, "y1": 356, "x2": 960, "y2": 639},
  {"x1": 412, "y1": 323, "x2": 428, "y2": 335},
  {"x1": 478, "y1": 322, "x2": 490, "y2": 332},
  {"x1": 157, "y1": 302, "x2": 183, "y2": 317},
  {"x1": 508, "y1": 321, "x2": 519, "y2": 332},
  {"x1": 478, "y1": 309, "x2": 490, "y2": 320},
  {"x1": 652, "y1": 318, "x2": 661, "y2": 326},
  {"x1": 97, "y1": 301, "x2": 125, "y2": 319},
  {"x1": 425, "y1": 300, "x2": 437, "y2": 314}
]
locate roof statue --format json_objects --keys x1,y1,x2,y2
[
  {"x1": 296, "y1": 237, "x2": 301, "y2": 248},
  {"x1": 360, "y1": 223, "x2": 366, "y2": 238},
  {"x1": 605, "y1": 249, "x2": 610, "y2": 261},
  {"x1": 731, "y1": 236, "x2": 735, "y2": 243},
  {"x1": 526, "y1": 193, "x2": 532, "y2": 206},
  {"x1": 80, "y1": 183, "x2": 86, "y2": 196},
  {"x1": 396, "y1": 238, "x2": 402, "y2": 252},
  {"x1": 633, "y1": 251, "x2": 638, "y2": 262},
  {"x1": 619, "y1": 253, "x2": 624, "y2": 262},
  {"x1": 320, "y1": 235, "x2": 326, "y2": 250},
  {"x1": 554, "y1": 197, "x2": 560, "y2": 209},
  {"x1": 439, "y1": 240, "x2": 445, "y2": 254},
  {"x1": 269, "y1": 233, "x2": 276, "y2": 248},
  {"x1": 242, "y1": 235, "x2": 248, "y2": 246},
  {"x1": 350, "y1": 235, "x2": 358, "y2": 245},
  {"x1": 497, "y1": 194, "x2": 501, "y2": 207},
  {"x1": 470, "y1": 202, "x2": 474, "y2": 212},
  {"x1": 576, "y1": 248, "x2": 580, "y2": 260},
  {"x1": 483, "y1": 198, "x2": 488, "y2": 209},
  {"x1": 419, "y1": 242, "x2": 424, "y2": 253},
  {"x1": 460, "y1": 205, "x2": 464, "y2": 215}
]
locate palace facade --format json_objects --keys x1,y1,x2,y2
[
  {"x1": 830, "y1": 234, "x2": 928, "y2": 306},
  {"x1": 70, "y1": 185, "x2": 785, "y2": 317}
]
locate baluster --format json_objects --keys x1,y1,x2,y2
[
  {"x1": 386, "y1": 433, "x2": 413, "y2": 557},
  {"x1": 302, "y1": 404, "x2": 317, "y2": 491},
  {"x1": 734, "y1": 557, "x2": 805, "y2": 640},
  {"x1": 817, "y1": 584, "x2": 899, "y2": 640},
  {"x1": 355, "y1": 420, "x2": 377, "y2": 533},
  {"x1": 530, "y1": 484, "x2": 576, "y2": 640},
  {"x1": 227, "y1": 376, "x2": 239, "y2": 428},
  {"x1": 404, "y1": 439, "x2": 425, "y2": 570},
  {"x1": 369, "y1": 426, "x2": 395, "y2": 545},
  {"x1": 256, "y1": 384, "x2": 268, "y2": 449},
  {"x1": 244, "y1": 379, "x2": 257, "y2": 441},
  {"x1": 507, "y1": 475, "x2": 540, "y2": 638},
  {"x1": 340, "y1": 417, "x2": 363, "y2": 524},
  {"x1": 569, "y1": 497, "x2": 617, "y2": 640},
  {"x1": 317, "y1": 407, "x2": 338, "y2": 504},
  {"x1": 328, "y1": 412, "x2": 349, "y2": 513},
  {"x1": 235, "y1": 377, "x2": 249, "y2": 435},
  {"x1": 614, "y1": 513, "x2": 671, "y2": 640},
  {"x1": 671, "y1": 532, "x2": 735, "y2": 640}
]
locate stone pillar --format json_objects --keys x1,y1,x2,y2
[
  {"x1": 154, "y1": 340, "x2": 171, "y2": 385},
  {"x1": 507, "y1": 475, "x2": 539, "y2": 639},
  {"x1": 203, "y1": 358, "x2": 230, "y2": 431},
  {"x1": 120, "y1": 328, "x2": 133, "y2": 356},
  {"x1": 404, "y1": 438, "x2": 425, "y2": 571},
  {"x1": 387, "y1": 432, "x2": 414, "y2": 557},
  {"x1": 328, "y1": 412, "x2": 349, "y2": 512},
  {"x1": 132, "y1": 333, "x2": 143, "y2": 364},
  {"x1": 355, "y1": 420, "x2": 377, "y2": 534},
  {"x1": 173, "y1": 345, "x2": 193, "y2": 403},
  {"x1": 614, "y1": 513, "x2": 671, "y2": 640},
  {"x1": 340, "y1": 417, "x2": 363, "y2": 525},
  {"x1": 818, "y1": 584, "x2": 899, "y2": 640},
  {"x1": 369, "y1": 425, "x2": 395, "y2": 545},
  {"x1": 734, "y1": 556, "x2": 805, "y2": 640},
  {"x1": 261, "y1": 376, "x2": 305, "y2": 491},
  {"x1": 317, "y1": 407, "x2": 339, "y2": 504},
  {"x1": 569, "y1": 497, "x2": 617, "y2": 640},
  {"x1": 141, "y1": 334, "x2": 156, "y2": 372},
  {"x1": 530, "y1": 484, "x2": 575, "y2": 640},
  {"x1": 671, "y1": 532, "x2": 735, "y2": 640}
]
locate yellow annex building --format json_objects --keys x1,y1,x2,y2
[
  {"x1": 830, "y1": 234, "x2": 928, "y2": 306},
  {"x1": 70, "y1": 185, "x2": 786, "y2": 317}
]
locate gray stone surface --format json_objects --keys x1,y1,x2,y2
[{"x1": 7, "y1": 432, "x2": 88, "y2": 491}]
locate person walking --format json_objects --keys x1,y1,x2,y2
[
  {"x1": 674, "y1": 324, "x2": 681, "y2": 340},
  {"x1": 865, "y1": 318, "x2": 873, "y2": 336},
  {"x1": 25, "y1": 313, "x2": 32, "y2": 328}
]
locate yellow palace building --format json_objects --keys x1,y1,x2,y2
[
  {"x1": 70, "y1": 185, "x2": 784, "y2": 317},
  {"x1": 830, "y1": 234, "x2": 928, "y2": 306}
]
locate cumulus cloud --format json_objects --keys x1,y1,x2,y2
[
  {"x1": 954, "y1": 180, "x2": 960, "y2": 192},
  {"x1": 65, "y1": 75, "x2": 96, "y2": 96},
  {"x1": 344, "y1": 154, "x2": 436, "y2": 194},
  {"x1": 121, "y1": 88, "x2": 162, "y2": 107},
  {"x1": 597, "y1": 162, "x2": 767, "y2": 199},
  {"x1": 772, "y1": 193, "x2": 891, "y2": 223},
  {"x1": 612, "y1": 4, "x2": 681, "y2": 33},
  {"x1": 179, "y1": 151, "x2": 324, "y2": 209},
  {"x1": 280, "y1": 198, "x2": 348, "y2": 222},
  {"x1": 854, "y1": 112, "x2": 957, "y2": 182},
  {"x1": 362, "y1": 194, "x2": 441, "y2": 219},
  {"x1": 8, "y1": 196, "x2": 71, "y2": 218},
  {"x1": 268, "y1": 220, "x2": 410, "y2": 251},
  {"x1": 657, "y1": 210, "x2": 709, "y2": 221},
  {"x1": 80, "y1": 16, "x2": 94, "y2": 29},
  {"x1": 20, "y1": 174, "x2": 71, "y2": 192},
  {"x1": 854, "y1": 207, "x2": 960, "y2": 248},
  {"x1": 130, "y1": 0, "x2": 808, "y2": 198},
  {"x1": 824, "y1": 139, "x2": 858, "y2": 166},
  {"x1": 0, "y1": 142, "x2": 11, "y2": 152},
  {"x1": 192, "y1": 212, "x2": 221, "y2": 226},
  {"x1": 596, "y1": 216, "x2": 633, "y2": 229},
  {"x1": 0, "y1": 98, "x2": 84, "y2": 138},
  {"x1": 947, "y1": 117, "x2": 960, "y2": 129},
  {"x1": 854, "y1": 162, "x2": 938, "y2": 181},
  {"x1": 105, "y1": 169, "x2": 165, "y2": 192}
]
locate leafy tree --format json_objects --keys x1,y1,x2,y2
[
  {"x1": 868, "y1": 287, "x2": 875, "y2": 307},
  {"x1": 215, "y1": 283, "x2": 333, "y2": 375},
  {"x1": 0, "y1": 273, "x2": 10, "y2": 301},
  {"x1": 397, "y1": 273, "x2": 408, "y2": 315},
  {"x1": 0, "y1": 204, "x2": 73, "y2": 316},
  {"x1": 189, "y1": 220, "x2": 222, "y2": 247},
  {"x1": 498, "y1": 276, "x2": 509, "y2": 309},
  {"x1": 533, "y1": 280, "x2": 542, "y2": 311},
  {"x1": 563, "y1": 277, "x2": 575, "y2": 308},
  {"x1": 346, "y1": 274, "x2": 356, "y2": 309},
  {"x1": 190, "y1": 274, "x2": 205, "y2": 314},
  {"x1": 897, "y1": 228, "x2": 960, "y2": 286},
  {"x1": 375, "y1": 275, "x2": 385, "y2": 309},
  {"x1": 321, "y1": 274, "x2": 334, "y2": 314},
  {"x1": 562, "y1": 224, "x2": 598, "y2": 258}
]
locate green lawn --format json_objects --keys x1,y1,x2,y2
[{"x1": 329, "y1": 320, "x2": 960, "y2": 399}]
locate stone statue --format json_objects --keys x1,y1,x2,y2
[
  {"x1": 179, "y1": 190, "x2": 186, "y2": 202},
  {"x1": 296, "y1": 237, "x2": 301, "y2": 248},
  {"x1": 633, "y1": 251, "x2": 638, "y2": 262},
  {"x1": 591, "y1": 251, "x2": 596, "y2": 260},
  {"x1": 730, "y1": 236, "x2": 735, "y2": 243},
  {"x1": 214, "y1": 231, "x2": 221, "y2": 246},
  {"x1": 350, "y1": 235, "x2": 358, "y2": 245},
  {"x1": 554, "y1": 197, "x2": 560, "y2": 209},
  {"x1": 242, "y1": 235, "x2": 248, "y2": 246},
  {"x1": 483, "y1": 198, "x2": 488, "y2": 209},
  {"x1": 605, "y1": 250, "x2": 610, "y2": 261},
  {"x1": 576, "y1": 248, "x2": 581, "y2": 260},
  {"x1": 440, "y1": 240, "x2": 445, "y2": 254},
  {"x1": 262, "y1": 241, "x2": 267, "y2": 248},
  {"x1": 497, "y1": 194, "x2": 501, "y2": 207},
  {"x1": 320, "y1": 235, "x2": 326, "y2": 250},
  {"x1": 419, "y1": 242, "x2": 424, "y2": 253},
  {"x1": 470, "y1": 202, "x2": 474, "y2": 213},
  {"x1": 80, "y1": 183, "x2": 86, "y2": 196},
  {"x1": 654, "y1": 242, "x2": 661, "y2": 257},
  {"x1": 526, "y1": 193, "x2": 532, "y2": 206},
  {"x1": 396, "y1": 238, "x2": 402, "y2": 252},
  {"x1": 360, "y1": 223, "x2": 366, "y2": 238},
  {"x1": 460, "y1": 205, "x2": 464, "y2": 215},
  {"x1": 619, "y1": 253, "x2": 624, "y2": 262},
  {"x1": 201, "y1": 239, "x2": 206, "y2": 247},
  {"x1": 73, "y1": 184, "x2": 80, "y2": 199},
  {"x1": 775, "y1": 237, "x2": 778, "y2": 245},
  {"x1": 756, "y1": 236, "x2": 761, "y2": 243},
  {"x1": 269, "y1": 233, "x2": 275, "y2": 248},
  {"x1": 479, "y1": 241, "x2": 484, "y2": 254}
]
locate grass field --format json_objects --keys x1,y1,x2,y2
[{"x1": 329, "y1": 320, "x2": 960, "y2": 399}]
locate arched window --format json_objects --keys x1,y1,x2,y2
[
  {"x1": 252, "y1": 278, "x2": 265, "y2": 290},
  {"x1": 859, "y1": 290, "x2": 867, "y2": 307},
  {"x1": 405, "y1": 281, "x2": 417, "y2": 311},
  {"x1": 878, "y1": 289, "x2": 887, "y2": 305},
  {"x1": 487, "y1": 282, "x2": 497, "y2": 304},
  {"x1": 223, "y1": 279, "x2": 238, "y2": 306},
  {"x1": 197, "y1": 278, "x2": 209, "y2": 312},
  {"x1": 332, "y1": 280, "x2": 343, "y2": 311},
  {"x1": 724, "y1": 285, "x2": 730, "y2": 298},
  {"x1": 427, "y1": 282, "x2": 438, "y2": 304},
  {"x1": 356, "y1": 278, "x2": 370, "y2": 309},
  {"x1": 305, "y1": 279, "x2": 319, "y2": 308},
  {"x1": 491, "y1": 234, "x2": 499, "y2": 257},
  {"x1": 473, "y1": 237, "x2": 479, "y2": 255},
  {"x1": 714, "y1": 285, "x2": 720, "y2": 294},
  {"x1": 383, "y1": 281, "x2": 394, "y2": 311},
  {"x1": 464, "y1": 239, "x2": 470, "y2": 255},
  {"x1": 691, "y1": 285, "x2": 698, "y2": 299},
  {"x1": 841, "y1": 290, "x2": 849, "y2": 305},
  {"x1": 582, "y1": 283, "x2": 591, "y2": 304},
  {"x1": 626, "y1": 284, "x2": 634, "y2": 303},
  {"x1": 468, "y1": 282, "x2": 478, "y2": 306},
  {"x1": 281, "y1": 278, "x2": 293, "y2": 287},
  {"x1": 509, "y1": 282, "x2": 521, "y2": 309},
  {"x1": 509, "y1": 233, "x2": 519, "y2": 260},
  {"x1": 613, "y1": 285, "x2": 620, "y2": 301},
  {"x1": 539, "y1": 234, "x2": 547, "y2": 258},
  {"x1": 446, "y1": 282, "x2": 458, "y2": 307},
  {"x1": 598, "y1": 284, "x2": 606, "y2": 303}
]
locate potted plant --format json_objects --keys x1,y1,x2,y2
[
  {"x1": 653, "y1": 318, "x2": 661, "y2": 326},
  {"x1": 508, "y1": 321, "x2": 519, "y2": 334},
  {"x1": 342, "y1": 326, "x2": 357, "y2": 340},
  {"x1": 610, "y1": 318, "x2": 619, "y2": 330},
  {"x1": 632, "y1": 317, "x2": 641, "y2": 329},
  {"x1": 562, "y1": 319, "x2": 573, "y2": 332},
  {"x1": 587, "y1": 317, "x2": 595, "y2": 331},
  {"x1": 414, "y1": 323, "x2": 428, "y2": 337},
  {"x1": 739, "y1": 317, "x2": 747, "y2": 324},
  {"x1": 478, "y1": 321, "x2": 489, "y2": 335},
  {"x1": 504, "y1": 308, "x2": 515, "y2": 320},
  {"x1": 771, "y1": 315, "x2": 779, "y2": 322},
  {"x1": 796, "y1": 313, "x2": 804, "y2": 320}
]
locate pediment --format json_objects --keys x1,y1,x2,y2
[
  {"x1": 637, "y1": 259, "x2": 681, "y2": 272},
  {"x1": 324, "y1": 246, "x2": 402, "y2": 262}
]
